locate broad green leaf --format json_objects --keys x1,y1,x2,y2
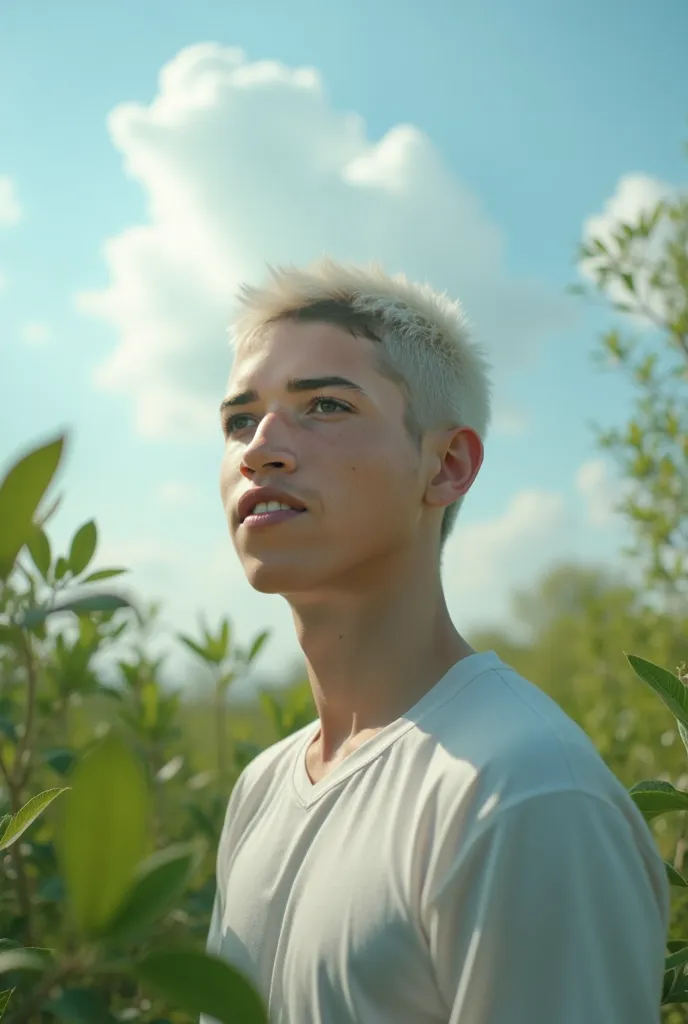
[
  {"x1": 19, "y1": 593, "x2": 138, "y2": 630},
  {"x1": 44, "y1": 986, "x2": 118, "y2": 1024},
  {"x1": 0, "y1": 435, "x2": 65, "y2": 583},
  {"x1": 97, "y1": 842, "x2": 205, "y2": 945},
  {"x1": 0, "y1": 817, "x2": 10, "y2": 839},
  {"x1": 0, "y1": 989, "x2": 13, "y2": 1020},
  {"x1": 26, "y1": 527, "x2": 51, "y2": 580},
  {"x1": 0, "y1": 948, "x2": 50, "y2": 974},
  {"x1": 55, "y1": 734, "x2": 150, "y2": 936},
  {"x1": 0, "y1": 787, "x2": 70, "y2": 851},
  {"x1": 666, "y1": 945, "x2": 688, "y2": 971},
  {"x1": 663, "y1": 978, "x2": 688, "y2": 1005},
  {"x1": 625, "y1": 654, "x2": 688, "y2": 729},
  {"x1": 133, "y1": 949, "x2": 268, "y2": 1024},
  {"x1": 663, "y1": 968, "x2": 677, "y2": 1002},
  {"x1": 68, "y1": 520, "x2": 97, "y2": 576},
  {"x1": 665, "y1": 862, "x2": 688, "y2": 887},
  {"x1": 81, "y1": 568, "x2": 129, "y2": 583},
  {"x1": 629, "y1": 780, "x2": 688, "y2": 820}
]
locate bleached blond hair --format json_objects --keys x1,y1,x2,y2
[{"x1": 229, "y1": 256, "x2": 492, "y2": 553}]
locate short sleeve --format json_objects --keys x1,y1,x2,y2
[{"x1": 424, "y1": 789, "x2": 670, "y2": 1024}]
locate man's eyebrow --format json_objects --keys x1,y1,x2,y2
[{"x1": 219, "y1": 376, "x2": 367, "y2": 415}]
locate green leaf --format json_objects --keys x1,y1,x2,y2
[
  {"x1": 0, "y1": 989, "x2": 13, "y2": 1021},
  {"x1": 18, "y1": 593, "x2": 138, "y2": 630},
  {"x1": 97, "y1": 842, "x2": 205, "y2": 945},
  {"x1": 0, "y1": 435, "x2": 65, "y2": 583},
  {"x1": 68, "y1": 520, "x2": 98, "y2": 576},
  {"x1": 44, "y1": 987, "x2": 118, "y2": 1024},
  {"x1": 54, "y1": 556, "x2": 70, "y2": 581},
  {"x1": 55, "y1": 733, "x2": 150, "y2": 936},
  {"x1": 178, "y1": 634, "x2": 209, "y2": 661},
  {"x1": 247, "y1": 630, "x2": 269, "y2": 664},
  {"x1": 625, "y1": 654, "x2": 688, "y2": 729},
  {"x1": 81, "y1": 568, "x2": 129, "y2": 583},
  {"x1": 0, "y1": 787, "x2": 70, "y2": 851},
  {"x1": 665, "y1": 862, "x2": 688, "y2": 887},
  {"x1": 621, "y1": 272, "x2": 636, "y2": 293},
  {"x1": 0, "y1": 948, "x2": 50, "y2": 975},
  {"x1": 26, "y1": 527, "x2": 51, "y2": 580},
  {"x1": 0, "y1": 816, "x2": 10, "y2": 837},
  {"x1": 43, "y1": 749, "x2": 76, "y2": 777},
  {"x1": 629, "y1": 780, "x2": 688, "y2": 820},
  {"x1": 666, "y1": 945, "x2": 688, "y2": 972},
  {"x1": 133, "y1": 949, "x2": 268, "y2": 1024}
]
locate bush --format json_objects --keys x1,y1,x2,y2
[{"x1": 0, "y1": 432, "x2": 686, "y2": 1020}]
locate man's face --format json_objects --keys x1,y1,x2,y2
[{"x1": 219, "y1": 318, "x2": 436, "y2": 595}]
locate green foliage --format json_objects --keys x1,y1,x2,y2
[
  {"x1": 574, "y1": 179, "x2": 688, "y2": 600},
  {"x1": 1, "y1": 427, "x2": 685, "y2": 1020},
  {"x1": 0, "y1": 434, "x2": 290, "y2": 1022}
]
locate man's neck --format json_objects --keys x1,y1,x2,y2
[{"x1": 287, "y1": 547, "x2": 475, "y2": 766}]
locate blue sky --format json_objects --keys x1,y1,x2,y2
[{"x1": 1, "y1": 0, "x2": 686, "y2": 695}]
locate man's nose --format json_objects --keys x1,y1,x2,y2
[{"x1": 240, "y1": 413, "x2": 297, "y2": 476}]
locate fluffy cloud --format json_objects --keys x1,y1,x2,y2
[
  {"x1": 0, "y1": 176, "x2": 22, "y2": 226},
  {"x1": 575, "y1": 457, "x2": 627, "y2": 526},
  {"x1": 21, "y1": 322, "x2": 52, "y2": 346},
  {"x1": 77, "y1": 43, "x2": 572, "y2": 442}
]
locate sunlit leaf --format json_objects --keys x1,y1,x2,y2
[
  {"x1": 629, "y1": 780, "x2": 688, "y2": 821},
  {"x1": 666, "y1": 862, "x2": 688, "y2": 887},
  {"x1": 55, "y1": 734, "x2": 150, "y2": 935},
  {"x1": 0, "y1": 787, "x2": 70, "y2": 851},
  {"x1": 81, "y1": 568, "x2": 129, "y2": 583},
  {"x1": 68, "y1": 520, "x2": 98, "y2": 576},
  {"x1": 626, "y1": 654, "x2": 688, "y2": 729},
  {"x1": 26, "y1": 527, "x2": 51, "y2": 580},
  {"x1": 0, "y1": 435, "x2": 65, "y2": 582}
]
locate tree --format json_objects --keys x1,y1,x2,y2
[{"x1": 572, "y1": 152, "x2": 688, "y2": 604}]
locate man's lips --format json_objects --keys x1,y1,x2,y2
[
  {"x1": 236, "y1": 487, "x2": 308, "y2": 523},
  {"x1": 242, "y1": 507, "x2": 307, "y2": 527}
]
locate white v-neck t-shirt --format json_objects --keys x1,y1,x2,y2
[{"x1": 201, "y1": 651, "x2": 670, "y2": 1024}]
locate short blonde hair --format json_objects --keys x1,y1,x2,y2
[{"x1": 229, "y1": 256, "x2": 492, "y2": 552}]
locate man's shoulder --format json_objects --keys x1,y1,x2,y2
[{"x1": 420, "y1": 654, "x2": 627, "y2": 809}]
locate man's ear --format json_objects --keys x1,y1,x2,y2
[{"x1": 423, "y1": 426, "x2": 484, "y2": 510}]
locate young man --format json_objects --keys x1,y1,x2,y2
[{"x1": 203, "y1": 257, "x2": 669, "y2": 1023}]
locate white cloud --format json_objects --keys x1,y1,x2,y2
[
  {"x1": 0, "y1": 176, "x2": 22, "y2": 226},
  {"x1": 77, "y1": 43, "x2": 573, "y2": 442},
  {"x1": 579, "y1": 173, "x2": 682, "y2": 325},
  {"x1": 575, "y1": 456, "x2": 628, "y2": 527},
  {"x1": 21, "y1": 322, "x2": 51, "y2": 345}
]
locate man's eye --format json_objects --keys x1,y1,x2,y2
[
  {"x1": 223, "y1": 413, "x2": 253, "y2": 435},
  {"x1": 311, "y1": 397, "x2": 351, "y2": 414},
  {"x1": 222, "y1": 396, "x2": 352, "y2": 437}
]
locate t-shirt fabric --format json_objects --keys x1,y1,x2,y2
[{"x1": 200, "y1": 650, "x2": 670, "y2": 1024}]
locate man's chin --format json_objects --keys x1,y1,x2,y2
[{"x1": 243, "y1": 557, "x2": 316, "y2": 595}]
